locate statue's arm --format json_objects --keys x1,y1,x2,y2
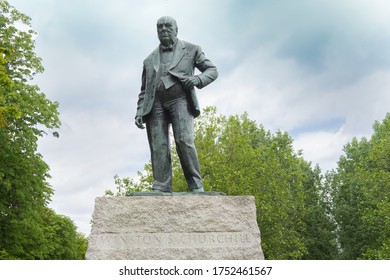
[
  {"x1": 194, "y1": 46, "x2": 218, "y2": 89},
  {"x1": 135, "y1": 65, "x2": 146, "y2": 129}
]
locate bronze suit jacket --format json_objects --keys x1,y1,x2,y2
[{"x1": 136, "y1": 39, "x2": 218, "y2": 120}]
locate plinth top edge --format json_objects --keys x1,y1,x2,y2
[
  {"x1": 129, "y1": 191, "x2": 227, "y2": 196},
  {"x1": 95, "y1": 194, "x2": 257, "y2": 201}
]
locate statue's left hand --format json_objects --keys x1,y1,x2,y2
[
  {"x1": 180, "y1": 76, "x2": 199, "y2": 90},
  {"x1": 135, "y1": 116, "x2": 145, "y2": 129}
]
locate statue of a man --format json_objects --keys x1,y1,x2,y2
[{"x1": 135, "y1": 16, "x2": 218, "y2": 193}]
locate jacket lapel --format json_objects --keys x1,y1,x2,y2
[
  {"x1": 169, "y1": 40, "x2": 186, "y2": 70},
  {"x1": 152, "y1": 47, "x2": 160, "y2": 73}
]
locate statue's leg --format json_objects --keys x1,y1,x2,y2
[
  {"x1": 169, "y1": 97, "x2": 204, "y2": 192},
  {"x1": 146, "y1": 101, "x2": 172, "y2": 192}
]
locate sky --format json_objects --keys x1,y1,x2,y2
[{"x1": 7, "y1": 0, "x2": 390, "y2": 235}]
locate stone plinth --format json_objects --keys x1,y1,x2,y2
[{"x1": 86, "y1": 195, "x2": 264, "y2": 259}]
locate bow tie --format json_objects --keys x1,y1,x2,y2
[{"x1": 161, "y1": 45, "x2": 173, "y2": 52}]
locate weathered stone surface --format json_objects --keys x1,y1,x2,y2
[{"x1": 86, "y1": 195, "x2": 264, "y2": 259}]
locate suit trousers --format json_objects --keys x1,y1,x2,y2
[{"x1": 145, "y1": 83, "x2": 203, "y2": 192}]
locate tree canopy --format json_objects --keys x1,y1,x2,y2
[
  {"x1": 329, "y1": 113, "x2": 390, "y2": 259},
  {"x1": 0, "y1": 1, "x2": 86, "y2": 259}
]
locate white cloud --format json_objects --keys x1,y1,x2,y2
[{"x1": 293, "y1": 128, "x2": 349, "y2": 172}]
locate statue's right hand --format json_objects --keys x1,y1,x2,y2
[{"x1": 135, "y1": 116, "x2": 145, "y2": 129}]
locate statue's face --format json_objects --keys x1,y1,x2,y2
[{"x1": 157, "y1": 17, "x2": 177, "y2": 46}]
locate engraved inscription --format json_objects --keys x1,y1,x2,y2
[{"x1": 94, "y1": 232, "x2": 259, "y2": 249}]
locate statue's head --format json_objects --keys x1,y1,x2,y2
[{"x1": 156, "y1": 16, "x2": 178, "y2": 46}]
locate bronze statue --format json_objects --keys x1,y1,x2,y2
[{"x1": 135, "y1": 16, "x2": 218, "y2": 193}]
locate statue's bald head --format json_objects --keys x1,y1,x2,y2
[
  {"x1": 156, "y1": 16, "x2": 178, "y2": 46},
  {"x1": 157, "y1": 16, "x2": 178, "y2": 30}
]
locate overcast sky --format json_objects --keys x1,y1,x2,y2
[{"x1": 8, "y1": 0, "x2": 390, "y2": 235}]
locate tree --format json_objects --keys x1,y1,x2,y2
[
  {"x1": 0, "y1": 1, "x2": 86, "y2": 259},
  {"x1": 42, "y1": 208, "x2": 88, "y2": 260},
  {"x1": 329, "y1": 113, "x2": 390, "y2": 259},
  {"x1": 107, "y1": 107, "x2": 337, "y2": 259},
  {"x1": 300, "y1": 165, "x2": 338, "y2": 259},
  {"x1": 105, "y1": 173, "x2": 152, "y2": 196}
]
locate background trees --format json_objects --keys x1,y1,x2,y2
[
  {"x1": 329, "y1": 113, "x2": 390, "y2": 259},
  {"x1": 0, "y1": 1, "x2": 86, "y2": 259}
]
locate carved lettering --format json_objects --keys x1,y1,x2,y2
[{"x1": 95, "y1": 232, "x2": 256, "y2": 249}]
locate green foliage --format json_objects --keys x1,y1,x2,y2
[
  {"x1": 329, "y1": 113, "x2": 390, "y2": 259},
  {"x1": 300, "y1": 165, "x2": 338, "y2": 259},
  {"x1": 0, "y1": 0, "x2": 50, "y2": 129},
  {"x1": 0, "y1": 1, "x2": 86, "y2": 259},
  {"x1": 105, "y1": 173, "x2": 152, "y2": 196},
  {"x1": 42, "y1": 208, "x2": 88, "y2": 260}
]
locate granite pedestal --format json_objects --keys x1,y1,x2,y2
[{"x1": 86, "y1": 194, "x2": 264, "y2": 259}]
